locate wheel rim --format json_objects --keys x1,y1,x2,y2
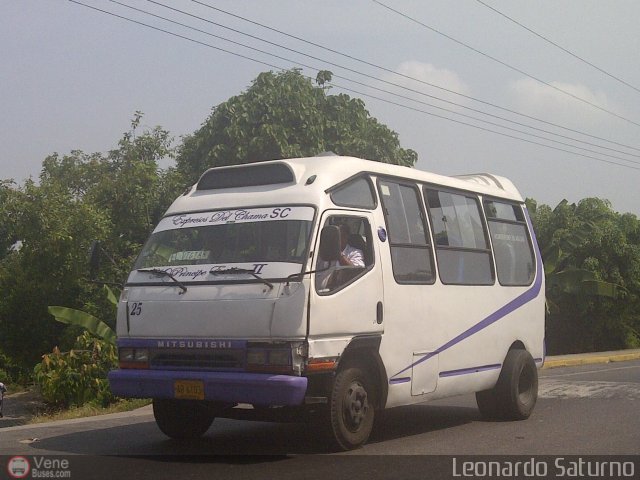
[{"x1": 342, "y1": 380, "x2": 369, "y2": 432}]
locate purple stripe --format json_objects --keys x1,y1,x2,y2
[
  {"x1": 390, "y1": 209, "x2": 543, "y2": 381},
  {"x1": 389, "y1": 377, "x2": 411, "y2": 384},
  {"x1": 117, "y1": 338, "x2": 247, "y2": 349},
  {"x1": 439, "y1": 363, "x2": 502, "y2": 378}
]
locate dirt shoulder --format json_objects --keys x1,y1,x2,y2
[{"x1": 0, "y1": 387, "x2": 47, "y2": 428}]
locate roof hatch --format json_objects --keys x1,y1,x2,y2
[{"x1": 196, "y1": 162, "x2": 295, "y2": 190}]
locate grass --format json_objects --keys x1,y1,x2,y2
[{"x1": 29, "y1": 398, "x2": 151, "y2": 424}]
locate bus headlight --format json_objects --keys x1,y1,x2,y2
[
  {"x1": 246, "y1": 344, "x2": 292, "y2": 373},
  {"x1": 119, "y1": 348, "x2": 149, "y2": 369},
  {"x1": 268, "y1": 349, "x2": 291, "y2": 366}
]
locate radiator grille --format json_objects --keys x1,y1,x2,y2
[{"x1": 150, "y1": 349, "x2": 244, "y2": 370}]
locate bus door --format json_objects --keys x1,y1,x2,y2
[{"x1": 309, "y1": 211, "x2": 384, "y2": 339}]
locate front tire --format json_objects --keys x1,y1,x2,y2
[
  {"x1": 153, "y1": 399, "x2": 214, "y2": 439},
  {"x1": 327, "y1": 366, "x2": 376, "y2": 451}
]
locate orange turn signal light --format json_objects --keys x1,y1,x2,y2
[{"x1": 306, "y1": 358, "x2": 337, "y2": 373}]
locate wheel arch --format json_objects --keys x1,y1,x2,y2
[{"x1": 337, "y1": 335, "x2": 388, "y2": 409}]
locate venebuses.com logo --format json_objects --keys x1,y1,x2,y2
[
  {"x1": 6, "y1": 456, "x2": 30, "y2": 479},
  {"x1": 5, "y1": 456, "x2": 71, "y2": 479}
]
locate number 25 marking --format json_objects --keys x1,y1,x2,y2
[{"x1": 129, "y1": 302, "x2": 142, "y2": 316}]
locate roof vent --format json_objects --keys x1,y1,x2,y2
[{"x1": 196, "y1": 163, "x2": 295, "y2": 190}]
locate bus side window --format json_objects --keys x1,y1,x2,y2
[
  {"x1": 378, "y1": 180, "x2": 435, "y2": 284},
  {"x1": 484, "y1": 201, "x2": 535, "y2": 286},
  {"x1": 425, "y1": 188, "x2": 494, "y2": 285}
]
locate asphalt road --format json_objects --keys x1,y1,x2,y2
[{"x1": 1, "y1": 360, "x2": 638, "y2": 479}]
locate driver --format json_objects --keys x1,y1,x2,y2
[
  {"x1": 316, "y1": 223, "x2": 365, "y2": 291},
  {"x1": 337, "y1": 223, "x2": 364, "y2": 267}
]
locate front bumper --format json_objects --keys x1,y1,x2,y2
[{"x1": 108, "y1": 369, "x2": 308, "y2": 406}]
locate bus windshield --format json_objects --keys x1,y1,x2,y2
[{"x1": 133, "y1": 206, "x2": 314, "y2": 280}]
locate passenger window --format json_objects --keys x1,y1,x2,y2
[
  {"x1": 379, "y1": 181, "x2": 435, "y2": 284},
  {"x1": 330, "y1": 176, "x2": 376, "y2": 209},
  {"x1": 425, "y1": 189, "x2": 494, "y2": 285},
  {"x1": 315, "y1": 216, "x2": 373, "y2": 294},
  {"x1": 484, "y1": 201, "x2": 535, "y2": 286}
]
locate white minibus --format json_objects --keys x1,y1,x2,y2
[{"x1": 109, "y1": 154, "x2": 545, "y2": 450}]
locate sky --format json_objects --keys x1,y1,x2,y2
[{"x1": 2, "y1": 0, "x2": 640, "y2": 215}]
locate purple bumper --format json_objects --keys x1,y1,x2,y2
[{"x1": 108, "y1": 369, "x2": 308, "y2": 406}]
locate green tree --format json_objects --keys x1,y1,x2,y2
[
  {"x1": 0, "y1": 114, "x2": 179, "y2": 371},
  {"x1": 0, "y1": 177, "x2": 111, "y2": 368},
  {"x1": 177, "y1": 69, "x2": 417, "y2": 184},
  {"x1": 529, "y1": 198, "x2": 640, "y2": 354},
  {"x1": 0, "y1": 180, "x2": 20, "y2": 260}
]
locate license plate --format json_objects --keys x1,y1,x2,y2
[{"x1": 174, "y1": 380, "x2": 205, "y2": 400}]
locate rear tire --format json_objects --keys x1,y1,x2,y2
[
  {"x1": 153, "y1": 399, "x2": 214, "y2": 439},
  {"x1": 475, "y1": 388, "x2": 501, "y2": 420},
  {"x1": 499, "y1": 349, "x2": 538, "y2": 420},
  {"x1": 327, "y1": 366, "x2": 376, "y2": 451},
  {"x1": 476, "y1": 349, "x2": 538, "y2": 421}
]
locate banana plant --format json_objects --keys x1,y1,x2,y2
[
  {"x1": 47, "y1": 285, "x2": 117, "y2": 345},
  {"x1": 541, "y1": 207, "x2": 621, "y2": 313}
]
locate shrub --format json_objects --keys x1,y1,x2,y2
[
  {"x1": 34, "y1": 331, "x2": 117, "y2": 408},
  {"x1": 0, "y1": 350, "x2": 31, "y2": 385}
]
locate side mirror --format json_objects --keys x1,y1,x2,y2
[
  {"x1": 89, "y1": 241, "x2": 101, "y2": 279},
  {"x1": 319, "y1": 225, "x2": 342, "y2": 262}
]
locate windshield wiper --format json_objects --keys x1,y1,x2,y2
[
  {"x1": 209, "y1": 267, "x2": 274, "y2": 291},
  {"x1": 284, "y1": 265, "x2": 333, "y2": 286},
  {"x1": 137, "y1": 268, "x2": 188, "y2": 294}
]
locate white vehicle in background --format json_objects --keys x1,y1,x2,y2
[{"x1": 108, "y1": 154, "x2": 545, "y2": 450}]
